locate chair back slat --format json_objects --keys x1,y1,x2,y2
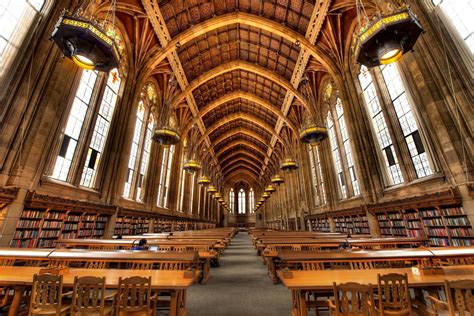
[
  {"x1": 377, "y1": 273, "x2": 412, "y2": 315},
  {"x1": 29, "y1": 274, "x2": 64, "y2": 315},
  {"x1": 116, "y1": 276, "x2": 153, "y2": 313},
  {"x1": 72, "y1": 276, "x2": 106, "y2": 314},
  {"x1": 445, "y1": 280, "x2": 474, "y2": 316},
  {"x1": 332, "y1": 282, "x2": 376, "y2": 316}
]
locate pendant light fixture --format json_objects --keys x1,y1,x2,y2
[
  {"x1": 354, "y1": 1, "x2": 423, "y2": 67},
  {"x1": 183, "y1": 126, "x2": 201, "y2": 173},
  {"x1": 298, "y1": 75, "x2": 328, "y2": 144},
  {"x1": 280, "y1": 126, "x2": 299, "y2": 172},
  {"x1": 198, "y1": 149, "x2": 211, "y2": 186},
  {"x1": 271, "y1": 174, "x2": 284, "y2": 186},
  {"x1": 265, "y1": 185, "x2": 276, "y2": 193},
  {"x1": 153, "y1": 75, "x2": 180, "y2": 146},
  {"x1": 51, "y1": 1, "x2": 120, "y2": 72}
]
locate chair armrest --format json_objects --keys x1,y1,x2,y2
[
  {"x1": 104, "y1": 292, "x2": 117, "y2": 300},
  {"x1": 61, "y1": 291, "x2": 73, "y2": 297},
  {"x1": 426, "y1": 295, "x2": 448, "y2": 312},
  {"x1": 327, "y1": 299, "x2": 336, "y2": 311}
]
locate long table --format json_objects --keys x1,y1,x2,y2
[
  {"x1": 0, "y1": 247, "x2": 216, "y2": 284},
  {"x1": 278, "y1": 265, "x2": 474, "y2": 316},
  {"x1": 264, "y1": 246, "x2": 474, "y2": 283},
  {"x1": 0, "y1": 266, "x2": 198, "y2": 316}
]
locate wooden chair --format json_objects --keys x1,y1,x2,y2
[
  {"x1": 350, "y1": 261, "x2": 375, "y2": 270},
  {"x1": 427, "y1": 279, "x2": 474, "y2": 316},
  {"x1": 71, "y1": 276, "x2": 114, "y2": 316},
  {"x1": 328, "y1": 282, "x2": 377, "y2": 316},
  {"x1": 84, "y1": 261, "x2": 109, "y2": 269},
  {"x1": 115, "y1": 276, "x2": 157, "y2": 316},
  {"x1": 28, "y1": 274, "x2": 71, "y2": 316},
  {"x1": 377, "y1": 273, "x2": 412, "y2": 316}
]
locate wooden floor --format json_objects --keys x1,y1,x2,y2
[{"x1": 186, "y1": 232, "x2": 292, "y2": 316}]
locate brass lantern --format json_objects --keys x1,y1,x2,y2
[
  {"x1": 183, "y1": 159, "x2": 201, "y2": 173},
  {"x1": 262, "y1": 192, "x2": 270, "y2": 199},
  {"x1": 281, "y1": 158, "x2": 299, "y2": 172},
  {"x1": 265, "y1": 185, "x2": 276, "y2": 193},
  {"x1": 52, "y1": 12, "x2": 120, "y2": 72},
  {"x1": 207, "y1": 186, "x2": 218, "y2": 194},
  {"x1": 153, "y1": 76, "x2": 180, "y2": 146},
  {"x1": 355, "y1": 5, "x2": 423, "y2": 67},
  {"x1": 198, "y1": 175, "x2": 211, "y2": 186},
  {"x1": 271, "y1": 174, "x2": 284, "y2": 186}
]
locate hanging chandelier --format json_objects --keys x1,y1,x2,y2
[
  {"x1": 207, "y1": 186, "x2": 218, "y2": 194},
  {"x1": 153, "y1": 75, "x2": 180, "y2": 146},
  {"x1": 214, "y1": 192, "x2": 222, "y2": 199},
  {"x1": 265, "y1": 185, "x2": 276, "y2": 193},
  {"x1": 281, "y1": 157, "x2": 299, "y2": 172},
  {"x1": 280, "y1": 126, "x2": 299, "y2": 172},
  {"x1": 51, "y1": 1, "x2": 120, "y2": 72},
  {"x1": 354, "y1": 2, "x2": 423, "y2": 67},
  {"x1": 198, "y1": 175, "x2": 211, "y2": 186},
  {"x1": 299, "y1": 75, "x2": 328, "y2": 144},
  {"x1": 183, "y1": 126, "x2": 201, "y2": 173},
  {"x1": 271, "y1": 174, "x2": 284, "y2": 185},
  {"x1": 262, "y1": 192, "x2": 270, "y2": 199}
]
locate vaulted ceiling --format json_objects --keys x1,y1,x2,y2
[{"x1": 103, "y1": 0, "x2": 361, "y2": 188}]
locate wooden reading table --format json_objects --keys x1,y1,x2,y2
[
  {"x1": 0, "y1": 266, "x2": 197, "y2": 316},
  {"x1": 278, "y1": 265, "x2": 474, "y2": 316}
]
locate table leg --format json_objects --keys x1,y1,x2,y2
[
  {"x1": 170, "y1": 290, "x2": 178, "y2": 316},
  {"x1": 265, "y1": 257, "x2": 278, "y2": 284},
  {"x1": 9, "y1": 285, "x2": 26, "y2": 316},
  {"x1": 296, "y1": 290, "x2": 308, "y2": 316},
  {"x1": 201, "y1": 258, "x2": 210, "y2": 284}
]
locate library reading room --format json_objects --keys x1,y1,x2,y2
[{"x1": 0, "y1": 0, "x2": 473, "y2": 315}]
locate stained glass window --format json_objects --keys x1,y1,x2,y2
[
  {"x1": 434, "y1": 0, "x2": 473, "y2": 53},
  {"x1": 238, "y1": 189, "x2": 246, "y2": 214},
  {"x1": 327, "y1": 112, "x2": 347, "y2": 199},
  {"x1": 249, "y1": 188, "x2": 254, "y2": 211},
  {"x1": 229, "y1": 189, "x2": 235, "y2": 213}
]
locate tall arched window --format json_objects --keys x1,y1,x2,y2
[
  {"x1": 249, "y1": 188, "x2": 254, "y2": 211},
  {"x1": 1, "y1": 0, "x2": 46, "y2": 77},
  {"x1": 308, "y1": 145, "x2": 326, "y2": 206},
  {"x1": 358, "y1": 66, "x2": 403, "y2": 185},
  {"x1": 432, "y1": 0, "x2": 473, "y2": 53},
  {"x1": 80, "y1": 70, "x2": 121, "y2": 187},
  {"x1": 52, "y1": 70, "x2": 99, "y2": 181},
  {"x1": 157, "y1": 145, "x2": 175, "y2": 208},
  {"x1": 238, "y1": 188, "x2": 246, "y2": 214},
  {"x1": 327, "y1": 111, "x2": 347, "y2": 199},
  {"x1": 229, "y1": 189, "x2": 235, "y2": 213},
  {"x1": 356, "y1": 64, "x2": 434, "y2": 185},
  {"x1": 123, "y1": 83, "x2": 156, "y2": 200},
  {"x1": 325, "y1": 83, "x2": 361, "y2": 199},
  {"x1": 50, "y1": 24, "x2": 126, "y2": 187},
  {"x1": 381, "y1": 64, "x2": 433, "y2": 178}
]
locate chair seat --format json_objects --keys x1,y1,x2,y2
[
  {"x1": 72, "y1": 306, "x2": 113, "y2": 316},
  {"x1": 435, "y1": 311, "x2": 472, "y2": 316},
  {"x1": 30, "y1": 304, "x2": 71, "y2": 315},
  {"x1": 117, "y1": 310, "x2": 154, "y2": 316}
]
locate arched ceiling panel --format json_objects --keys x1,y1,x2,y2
[
  {"x1": 214, "y1": 134, "x2": 268, "y2": 157},
  {"x1": 209, "y1": 120, "x2": 273, "y2": 145},
  {"x1": 192, "y1": 69, "x2": 287, "y2": 111},
  {"x1": 202, "y1": 98, "x2": 278, "y2": 129},
  {"x1": 219, "y1": 148, "x2": 265, "y2": 167},
  {"x1": 177, "y1": 24, "x2": 300, "y2": 81},
  {"x1": 159, "y1": 0, "x2": 315, "y2": 38}
]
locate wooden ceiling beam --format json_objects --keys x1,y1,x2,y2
[
  {"x1": 181, "y1": 91, "x2": 298, "y2": 135},
  {"x1": 212, "y1": 128, "x2": 269, "y2": 149},
  {"x1": 172, "y1": 60, "x2": 310, "y2": 113},
  {"x1": 219, "y1": 151, "x2": 264, "y2": 170},
  {"x1": 216, "y1": 141, "x2": 269, "y2": 161},
  {"x1": 198, "y1": 112, "x2": 285, "y2": 146},
  {"x1": 223, "y1": 163, "x2": 261, "y2": 178},
  {"x1": 221, "y1": 157, "x2": 263, "y2": 174}
]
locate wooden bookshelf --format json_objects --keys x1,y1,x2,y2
[
  {"x1": 369, "y1": 190, "x2": 473, "y2": 246},
  {"x1": 10, "y1": 208, "x2": 110, "y2": 248},
  {"x1": 305, "y1": 214, "x2": 330, "y2": 232}
]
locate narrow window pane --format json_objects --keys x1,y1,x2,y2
[
  {"x1": 81, "y1": 69, "x2": 121, "y2": 188},
  {"x1": 52, "y1": 70, "x2": 98, "y2": 181},
  {"x1": 238, "y1": 189, "x2": 246, "y2": 214},
  {"x1": 381, "y1": 64, "x2": 433, "y2": 178},
  {"x1": 358, "y1": 66, "x2": 404, "y2": 185},
  {"x1": 136, "y1": 113, "x2": 154, "y2": 202},
  {"x1": 336, "y1": 99, "x2": 360, "y2": 196},
  {"x1": 308, "y1": 146, "x2": 320, "y2": 206},
  {"x1": 123, "y1": 101, "x2": 145, "y2": 198},
  {"x1": 229, "y1": 189, "x2": 235, "y2": 213},
  {"x1": 437, "y1": 0, "x2": 474, "y2": 53},
  {"x1": 327, "y1": 112, "x2": 347, "y2": 199}
]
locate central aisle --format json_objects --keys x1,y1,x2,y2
[{"x1": 186, "y1": 232, "x2": 292, "y2": 316}]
